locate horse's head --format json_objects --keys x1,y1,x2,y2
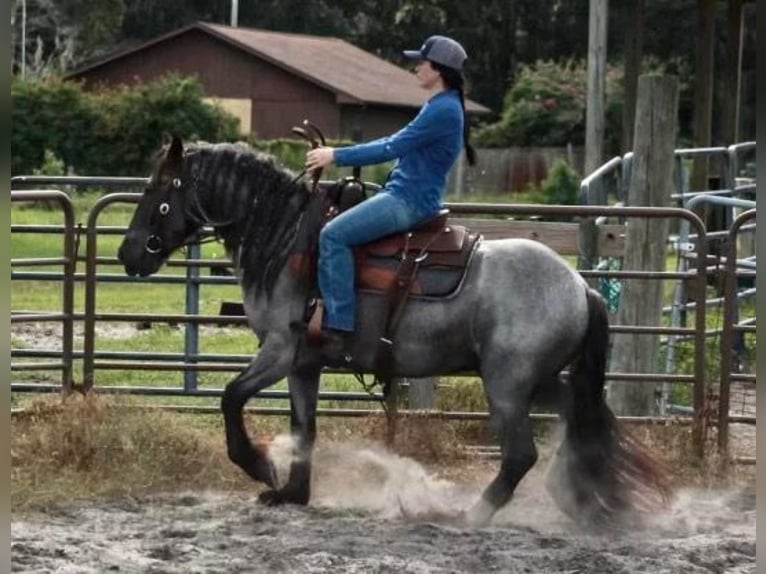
[{"x1": 118, "y1": 136, "x2": 197, "y2": 277}]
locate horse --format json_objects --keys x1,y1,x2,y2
[{"x1": 117, "y1": 136, "x2": 670, "y2": 527}]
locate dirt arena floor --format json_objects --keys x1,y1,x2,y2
[{"x1": 11, "y1": 440, "x2": 756, "y2": 574}]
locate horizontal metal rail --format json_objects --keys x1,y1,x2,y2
[
  {"x1": 11, "y1": 362, "x2": 67, "y2": 371},
  {"x1": 12, "y1": 272, "x2": 238, "y2": 285},
  {"x1": 11, "y1": 257, "x2": 70, "y2": 267},
  {"x1": 11, "y1": 313, "x2": 71, "y2": 323},
  {"x1": 11, "y1": 383, "x2": 383, "y2": 402},
  {"x1": 12, "y1": 349, "x2": 256, "y2": 363},
  {"x1": 11, "y1": 175, "x2": 150, "y2": 187},
  {"x1": 8, "y1": 403, "x2": 698, "y2": 427}
]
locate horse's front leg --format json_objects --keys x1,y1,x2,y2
[
  {"x1": 259, "y1": 363, "x2": 321, "y2": 506},
  {"x1": 221, "y1": 337, "x2": 295, "y2": 487}
]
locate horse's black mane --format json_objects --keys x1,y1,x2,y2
[{"x1": 182, "y1": 142, "x2": 319, "y2": 295}]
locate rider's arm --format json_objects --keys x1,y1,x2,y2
[{"x1": 334, "y1": 100, "x2": 459, "y2": 167}]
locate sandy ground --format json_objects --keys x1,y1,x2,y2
[
  {"x1": 11, "y1": 441, "x2": 756, "y2": 574},
  {"x1": 11, "y1": 323, "x2": 756, "y2": 572}
]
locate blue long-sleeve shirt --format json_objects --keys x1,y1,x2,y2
[{"x1": 333, "y1": 89, "x2": 464, "y2": 219}]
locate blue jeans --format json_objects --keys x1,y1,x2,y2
[{"x1": 318, "y1": 192, "x2": 429, "y2": 331}]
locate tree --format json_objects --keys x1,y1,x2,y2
[
  {"x1": 690, "y1": 0, "x2": 716, "y2": 191},
  {"x1": 10, "y1": 0, "x2": 126, "y2": 76},
  {"x1": 11, "y1": 0, "x2": 76, "y2": 77}
]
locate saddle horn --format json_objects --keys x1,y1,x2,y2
[
  {"x1": 291, "y1": 120, "x2": 326, "y2": 193},
  {"x1": 291, "y1": 126, "x2": 318, "y2": 148},
  {"x1": 302, "y1": 119, "x2": 326, "y2": 147}
]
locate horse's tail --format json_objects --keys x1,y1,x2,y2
[{"x1": 549, "y1": 287, "x2": 671, "y2": 527}]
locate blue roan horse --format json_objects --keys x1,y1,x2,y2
[{"x1": 118, "y1": 137, "x2": 669, "y2": 527}]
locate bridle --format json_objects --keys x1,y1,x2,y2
[
  {"x1": 143, "y1": 121, "x2": 327, "y2": 256},
  {"x1": 143, "y1": 168, "x2": 231, "y2": 255}
]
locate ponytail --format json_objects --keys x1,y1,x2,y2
[
  {"x1": 433, "y1": 63, "x2": 477, "y2": 167},
  {"x1": 456, "y1": 88, "x2": 477, "y2": 166}
]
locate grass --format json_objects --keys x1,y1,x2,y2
[{"x1": 11, "y1": 396, "x2": 255, "y2": 512}]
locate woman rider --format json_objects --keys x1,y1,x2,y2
[{"x1": 305, "y1": 35, "x2": 477, "y2": 354}]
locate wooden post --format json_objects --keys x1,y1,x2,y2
[
  {"x1": 608, "y1": 75, "x2": 679, "y2": 416},
  {"x1": 407, "y1": 377, "x2": 437, "y2": 410},
  {"x1": 722, "y1": 0, "x2": 744, "y2": 144},
  {"x1": 578, "y1": 0, "x2": 608, "y2": 276},
  {"x1": 385, "y1": 379, "x2": 399, "y2": 446}
]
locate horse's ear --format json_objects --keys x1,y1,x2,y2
[{"x1": 165, "y1": 135, "x2": 184, "y2": 172}]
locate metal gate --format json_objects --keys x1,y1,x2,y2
[{"x1": 12, "y1": 179, "x2": 734, "y2": 458}]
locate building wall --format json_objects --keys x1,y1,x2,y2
[
  {"x1": 73, "y1": 30, "x2": 342, "y2": 139},
  {"x1": 339, "y1": 105, "x2": 418, "y2": 141},
  {"x1": 203, "y1": 97, "x2": 251, "y2": 135}
]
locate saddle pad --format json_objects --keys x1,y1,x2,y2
[
  {"x1": 356, "y1": 231, "x2": 481, "y2": 297},
  {"x1": 357, "y1": 260, "x2": 465, "y2": 297},
  {"x1": 364, "y1": 225, "x2": 467, "y2": 257}
]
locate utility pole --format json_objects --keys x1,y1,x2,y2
[
  {"x1": 21, "y1": 0, "x2": 27, "y2": 77},
  {"x1": 585, "y1": 0, "x2": 608, "y2": 177},
  {"x1": 231, "y1": 0, "x2": 239, "y2": 27}
]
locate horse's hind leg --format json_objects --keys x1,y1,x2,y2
[
  {"x1": 259, "y1": 366, "x2": 321, "y2": 506},
  {"x1": 465, "y1": 368, "x2": 539, "y2": 527}
]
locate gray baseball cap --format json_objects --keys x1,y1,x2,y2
[{"x1": 403, "y1": 35, "x2": 467, "y2": 71}]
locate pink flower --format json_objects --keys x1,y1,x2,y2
[{"x1": 542, "y1": 97, "x2": 557, "y2": 111}]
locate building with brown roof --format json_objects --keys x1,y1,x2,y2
[{"x1": 67, "y1": 22, "x2": 491, "y2": 140}]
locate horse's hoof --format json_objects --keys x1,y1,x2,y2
[
  {"x1": 463, "y1": 498, "x2": 495, "y2": 528},
  {"x1": 258, "y1": 489, "x2": 283, "y2": 506},
  {"x1": 258, "y1": 488, "x2": 310, "y2": 506}
]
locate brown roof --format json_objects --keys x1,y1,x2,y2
[{"x1": 69, "y1": 22, "x2": 491, "y2": 114}]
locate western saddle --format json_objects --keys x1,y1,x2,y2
[{"x1": 290, "y1": 176, "x2": 480, "y2": 384}]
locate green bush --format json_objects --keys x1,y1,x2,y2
[
  {"x1": 12, "y1": 75, "x2": 393, "y2": 184},
  {"x1": 535, "y1": 158, "x2": 581, "y2": 206},
  {"x1": 32, "y1": 150, "x2": 67, "y2": 176},
  {"x1": 92, "y1": 75, "x2": 241, "y2": 175},
  {"x1": 11, "y1": 74, "x2": 240, "y2": 176},
  {"x1": 474, "y1": 60, "x2": 623, "y2": 150},
  {"x1": 524, "y1": 158, "x2": 581, "y2": 221},
  {"x1": 11, "y1": 77, "x2": 101, "y2": 175}
]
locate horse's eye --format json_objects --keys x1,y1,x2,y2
[
  {"x1": 172, "y1": 178, "x2": 182, "y2": 188},
  {"x1": 159, "y1": 203, "x2": 170, "y2": 215}
]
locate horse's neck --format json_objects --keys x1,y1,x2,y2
[
  {"x1": 188, "y1": 147, "x2": 311, "y2": 295},
  {"x1": 187, "y1": 151, "x2": 255, "y2": 254},
  {"x1": 188, "y1": 153, "x2": 247, "y2": 239}
]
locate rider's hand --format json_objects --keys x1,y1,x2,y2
[{"x1": 305, "y1": 147, "x2": 335, "y2": 170}]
